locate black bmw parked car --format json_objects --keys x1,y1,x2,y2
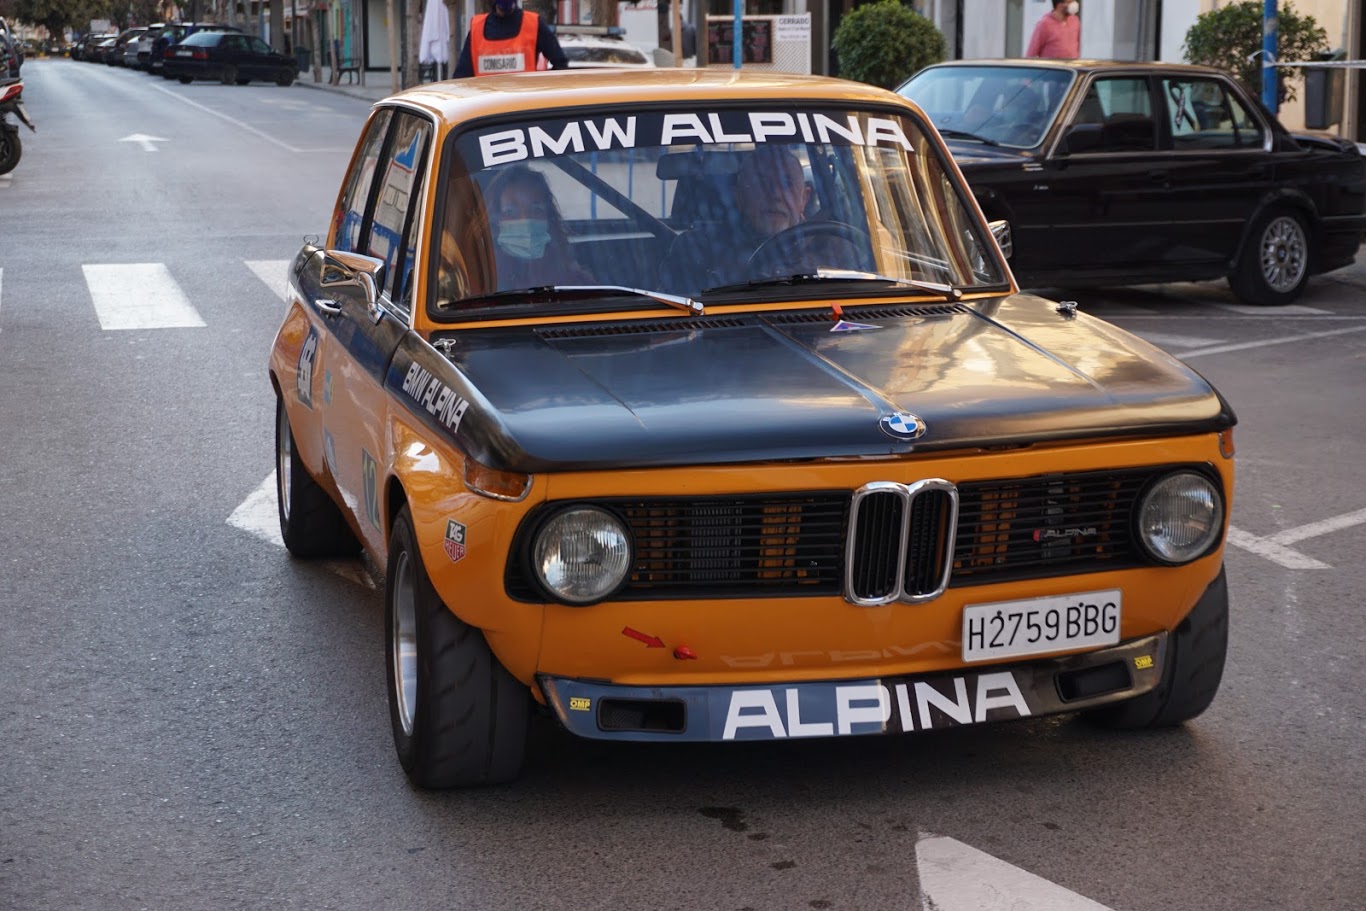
[
  {"x1": 164, "y1": 30, "x2": 297, "y2": 86},
  {"x1": 899, "y1": 59, "x2": 1366, "y2": 305}
]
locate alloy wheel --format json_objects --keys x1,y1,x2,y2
[{"x1": 1259, "y1": 215, "x2": 1307, "y2": 293}]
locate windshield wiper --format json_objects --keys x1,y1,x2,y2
[
  {"x1": 936, "y1": 128, "x2": 1000, "y2": 147},
  {"x1": 441, "y1": 284, "x2": 703, "y2": 315},
  {"x1": 704, "y1": 270, "x2": 963, "y2": 302}
]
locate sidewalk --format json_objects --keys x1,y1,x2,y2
[{"x1": 292, "y1": 65, "x2": 403, "y2": 103}]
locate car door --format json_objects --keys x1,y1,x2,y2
[
  {"x1": 1036, "y1": 73, "x2": 1171, "y2": 273},
  {"x1": 316, "y1": 109, "x2": 435, "y2": 555},
  {"x1": 1156, "y1": 74, "x2": 1272, "y2": 265},
  {"x1": 245, "y1": 36, "x2": 274, "y2": 79},
  {"x1": 219, "y1": 34, "x2": 248, "y2": 78}
]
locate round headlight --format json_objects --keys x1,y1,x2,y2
[
  {"x1": 533, "y1": 507, "x2": 632, "y2": 604},
  {"x1": 1137, "y1": 472, "x2": 1223, "y2": 564}
]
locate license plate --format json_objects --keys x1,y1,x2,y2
[
  {"x1": 962, "y1": 590, "x2": 1120, "y2": 662},
  {"x1": 175, "y1": 49, "x2": 192, "y2": 56}
]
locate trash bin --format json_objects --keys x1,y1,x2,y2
[
  {"x1": 1303, "y1": 50, "x2": 1344, "y2": 130},
  {"x1": 295, "y1": 47, "x2": 312, "y2": 71}
]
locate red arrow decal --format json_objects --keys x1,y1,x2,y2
[{"x1": 621, "y1": 626, "x2": 665, "y2": 648}]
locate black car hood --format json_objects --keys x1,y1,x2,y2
[
  {"x1": 411, "y1": 294, "x2": 1234, "y2": 472},
  {"x1": 939, "y1": 139, "x2": 1037, "y2": 166}
]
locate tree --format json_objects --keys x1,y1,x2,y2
[
  {"x1": 832, "y1": 0, "x2": 944, "y2": 90},
  {"x1": 15, "y1": 0, "x2": 112, "y2": 39},
  {"x1": 1183, "y1": 0, "x2": 1329, "y2": 104}
]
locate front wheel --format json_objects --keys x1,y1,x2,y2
[
  {"x1": 386, "y1": 505, "x2": 530, "y2": 788},
  {"x1": 275, "y1": 68, "x2": 294, "y2": 87},
  {"x1": 220, "y1": 64, "x2": 237, "y2": 86},
  {"x1": 178, "y1": 75, "x2": 191, "y2": 84},
  {"x1": 1228, "y1": 208, "x2": 1312, "y2": 306},
  {"x1": 0, "y1": 129, "x2": 20, "y2": 175},
  {"x1": 1086, "y1": 568, "x2": 1228, "y2": 729},
  {"x1": 274, "y1": 396, "x2": 361, "y2": 558}
]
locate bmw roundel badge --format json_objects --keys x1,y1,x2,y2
[{"x1": 879, "y1": 411, "x2": 927, "y2": 440}]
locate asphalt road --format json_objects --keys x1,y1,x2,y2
[{"x1": 2, "y1": 57, "x2": 1364, "y2": 911}]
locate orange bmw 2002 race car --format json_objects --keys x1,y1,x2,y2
[{"x1": 268, "y1": 69, "x2": 1235, "y2": 789}]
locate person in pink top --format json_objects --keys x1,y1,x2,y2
[{"x1": 1026, "y1": 0, "x2": 1081, "y2": 59}]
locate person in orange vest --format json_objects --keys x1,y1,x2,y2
[{"x1": 453, "y1": 0, "x2": 568, "y2": 77}]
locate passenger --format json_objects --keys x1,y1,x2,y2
[{"x1": 484, "y1": 165, "x2": 592, "y2": 290}]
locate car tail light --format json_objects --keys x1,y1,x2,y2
[
  {"x1": 0, "y1": 83, "x2": 21, "y2": 103},
  {"x1": 192, "y1": 49, "x2": 207, "y2": 60}
]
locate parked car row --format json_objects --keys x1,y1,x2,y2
[{"x1": 68, "y1": 20, "x2": 298, "y2": 86}]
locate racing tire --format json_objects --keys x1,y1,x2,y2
[
  {"x1": 0, "y1": 131, "x2": 20, "y2": 176},
  {"x1": 220, "y1": 64, "x2": 237, "y2": 86},
  {"x1": 275, "y1": 68, "x2": 294, "y2": 87},
  {"x1": 1228, "y1": 208, "x2": 1312, "y2": 306},
  {"x1": 178, "y1": 75, "x2": 191, "y2": 84},
  {"x1": 386, "y1": 505, "x2": 529, "y2": 789},
  {"x1": 274, "y1": 396, "x2": 361, "y2": 558},
  {"x1": 1086, "y1": 567, "x2": 1228, "y2": 729}
]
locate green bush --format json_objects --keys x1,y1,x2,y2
[
  {"x1": 833, "y1": 0, "x2": 945, "y2": 90},
  {"x1": 1183, "y1": 0, "x2": 1329, "y2": 104}
]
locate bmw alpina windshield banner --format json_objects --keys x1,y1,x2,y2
[{"x1": 460, "y1": 108, "x2": 918, "y2": 169}]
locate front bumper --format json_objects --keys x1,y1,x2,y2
[{"x1": 539, "y1": 633, "x2": 1167, "y2": 742}]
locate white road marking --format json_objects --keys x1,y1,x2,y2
[
  {"x1": 916, "y1": 832, "x2": 1115, "y2": 910},
  {"x1": 1210, "y1": 302, "x2": 1331, "y2": 315},
  {"x1": 118, "y1": 133, "x2": 168, "y2": 152},
  {"x1": 1131, "y1": 330, "x2": 1226, "y2": 349},
  {"x1": 1225, "y1": 527, "x2": 1330, "y2": 570},
  {"x1": 1177, "y1": 325, "x2": 1366, "y2": 358},
  {"x1": 145, "y1": 82, "x2": 308, "y2": 152},
  {"x1": 0, "y1": 267, "x2": 4, "y2": 333},
  {"x1": 246, "y1": 260, "x2": 291, "y2": 302},
  {"x1": 228, "y1": 473, "x2": 375, "y2": 588},
  {"x1": 1227, "y1": 506, "x2": 1366, "y2": 569},
  {"x1": 82, "y1": 263, "x2": 206, "y2": 330}
]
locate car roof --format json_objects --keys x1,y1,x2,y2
[
  {"x1": 922, "y1": 58, "x2": 1233, "y2": 78},
  {"x1": 387, "y1": 69, "x2": 918, "y2": 124}
]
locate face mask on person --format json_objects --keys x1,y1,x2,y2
[
  {"x1": 497, "y1": 219, "x2": 551, "y2": 259},
  {"x1": 1066, "y1": 2, "x2": 1079, "y2": 14}
]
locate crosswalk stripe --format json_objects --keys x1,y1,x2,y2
[
  {"x1": 245, "y1": 260, "x2": 292, "y2": 302},
  {"x1": 83, "y1": 263, "x2": 206, "y2": 330}
]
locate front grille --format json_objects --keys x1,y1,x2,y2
[
  {"x1": 951, "y1": 468, "x2": 1157, "y2": 584},
  {"x1": 507, "y1": 466, "x2": 1210, "y2": 603},
  {"x1": 507, "y1": 495, "x2": 848, "y2": 600}
]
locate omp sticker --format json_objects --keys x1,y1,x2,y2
[
  {"x1": 1134, "y1": 655, "x2": 1154, "y2": 670},
  {"x1": 401, "y1": 362, "x2": 470, "y2": 434},
  {"x1": 443, "y1": 520, "x2": 467, "y2": 562},
  {"x1": 569, "y1": 697, "x2": 591, "y2": 712},
  {"x1": 296, "y1": 327, "x2": 319, "y2": 408},
  {"x1": 362, "y1": 450, "x2": 380, "y2": 528}
]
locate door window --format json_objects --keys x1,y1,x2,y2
[
  {"x1": 1163, "y1": 77, "x2": 1267, "y2": 150},
  {"x1": 364, "y1": 112, "x2": 434, "y2": 315},
  {"x1": 249, "y1": 37, "x2": 272, "y2": 56},
  {"x1": 1072, "y1": 76, "x2": 1157, "y2": 153},
  {"x1": 332, "y1": 109, "x2": 393, "y2": 252}
]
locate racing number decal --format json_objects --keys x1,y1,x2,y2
[
  {"x1": 296, "y1": 327, "x2": 319, "y2": 409},
  {"x1": 362, "y1": 450, "x2": 380, "y2": 528}
]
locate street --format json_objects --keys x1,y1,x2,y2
[{"x1": 2, "y1": 56, "x2": 1364, "y2": 911}]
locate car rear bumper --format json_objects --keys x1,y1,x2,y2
[{"x1": 539, "y1": 632, "x2": 1167, "y2": 742}]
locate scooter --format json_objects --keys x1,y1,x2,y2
[{"x1": 0, "y1": 76, "x2": 36, "y2": 175}]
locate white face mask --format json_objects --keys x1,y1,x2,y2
[{"x1": 1066, "y1": 2, "x2": 1079, "y2": 14}]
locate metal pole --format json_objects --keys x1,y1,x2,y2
[
  {"x1": 1262, "y1": 0, "x2": 1278, "y2": 113},
  {"x1": 732, "y1": 0, "x2": 741, "y2": 69},
  {"x1": 671, "y1": 0, "x2": 682, "y2": 66}
]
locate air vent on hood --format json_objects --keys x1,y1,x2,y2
[
  {"x1": 536, "y1": 317, "x2": 748, "y2": 340},
  {"x1": 767, "y1": 304, "x2": 972, "y2": 325}
]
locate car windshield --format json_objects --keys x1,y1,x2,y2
[
  {"x1": 181, "y1": 32, "x2": 220, "y2": 46},
  {"x1": 564, "y1": 44, "x2": 649, "y2": 65},
  {"x1": 900, "y1": 65, "x2": 1074, "y2": 149},
  {"x1": 431, "y1": 104, "x2": 1006, "y2": 315}
]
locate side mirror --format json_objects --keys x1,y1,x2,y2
[
  {"x1": 1057, "y1": 123, "x2": 1104, "y2": 155},
  {"x1": 319, "y1": 250, "x2": 386, "y2": 316},
  {"x1": 988, "y1": 219, "x2": 1013, "y2": 260}
]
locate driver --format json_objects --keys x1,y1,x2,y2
[{"x1": 663, "y1": 145, "x2": 820, "y2": 292}]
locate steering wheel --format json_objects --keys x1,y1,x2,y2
[{"x1": 746, "y1": 220, "x2": 874, "y2": 278}]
